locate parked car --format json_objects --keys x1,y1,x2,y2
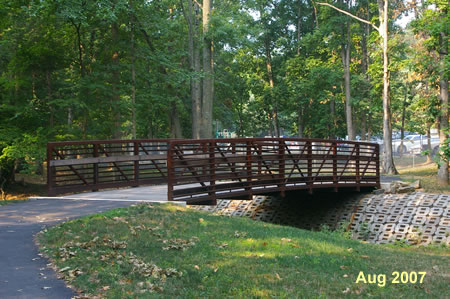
[
  {"x1": 410, "y1": 137, "x2": 441, "y2": 155},
  {"x1": 392, "y1": 135, "x2": 426, "y2": 154}
]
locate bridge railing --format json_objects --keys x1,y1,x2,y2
[
  {"x1": 167, "y1": 138, "x2": 380, "y2": 204},
  {"x1": 47, "y1": 138, "x2": 379, "y2": 201},
  {"x1": 47, "y1": 139, "x2": 170, "y2": 195}
]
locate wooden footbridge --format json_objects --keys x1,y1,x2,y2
[{"x1": 47, "y1": 138, "x2": 380, "y2": 205}]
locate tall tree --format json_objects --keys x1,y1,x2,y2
[
  {"x1": 412, "y1": 0, "x2": 448, "y2": 185},
  {"x1": 201, "y1": 0, "x2": 214, "y2": 138},
  {"x1": 317, "y1": 0, "x2": 398, "y2": 174},
  {"x1": 437, "y1": 7, "x2": 448, "y2": 185}
]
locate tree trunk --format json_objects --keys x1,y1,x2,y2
[
  {"x1": 437, "y1": 25, "x2": 449, "y2": 185},
  {"x1": 297, "y1": 0, "x2": 304, "y2": 138},
  {"x1": 68, "y1": 108, "x2": 73, "y2": 127},
  {"x1": 265, "y1": 39, "x2": 280, "y2": 137},
  {"x1": 361, "y1": 112, "x2": 367, "y2": 141},
  {"x1": 341, "y1": 21, "x2": 354, "y2": 140},
  {"x1": 426, "y1": 126, "x2": 432, "y2": 163},
  {"x1": 201, "y1": 0, "x2": 214, "y2": 138},
  {"x1": 130, "y1": 0, "x2": 137, "y2": 139},
  {"x1": 313, "y1": 3, "x2": 319, "y2": 29},
  {"x1": 72, "y1": 21, "x2": 84, "y2": 131},
  {"x1": 361, "y1": 17, "x2": 370, "y2": 141},
  {"x1": 297, "y1": 0, "x2": 302, "y2": 55},
  {"x1": 297, "y1": 0, "x2": 303, "y2": 138},
  {"x1": 147, "y1": 114, "x2": 153, "y2": 138},
  {"x1": 170, "y1": 101, "x2": 182, "y2": 138},
  {"x1": 298, "y1": 106, "x2": 304, "y2": 138},
  {"x1": 399, "y1": 86, "x2": 407, "y2": 157},
  {"x1": 330, "y1": 98, "x2": 336, "y2": 138},
  {"x1": 31, "y1": 72, "x2": 37, "y2": 100},
  {"x1": 184, "y1": 0, "x2": 202, "y2": 139},
  {"x1": 46, "y1": 70, "x2": 54, "y2": 128},
  {"x1": 379, "y1": 0, "x2": 397, "y2": 174},
  {"x1": 111, "y1": 22, "x2": 121, "y2": 139}
]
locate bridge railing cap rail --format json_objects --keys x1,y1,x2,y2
[
  {"x1": 47, "y1": 137, "x2": 379, "y2": 147},
  {"x1": 167, "y1": 137, "x2": 379, "y2": 147},
  {"x1": 48, "y1": 138, "x2": 175, "y2": 147}
]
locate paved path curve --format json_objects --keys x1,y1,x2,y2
[{"x1": 0, "y1": 199, "x2": 138, "y2": 299}]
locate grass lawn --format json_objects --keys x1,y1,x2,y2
[
  {"x1": 387, "y1": 162, "x2": 450, "y2": 193},
  {"x1": 38, "y1": 204, "x2": 449, "y2": 298}
]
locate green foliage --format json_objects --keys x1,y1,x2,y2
[{"x1": 0, "y1": 146, "x2": 15, "y2": 189}]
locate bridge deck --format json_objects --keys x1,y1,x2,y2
[{"x1": 47, "y1": 138, "x2": 380, "y2": 205}]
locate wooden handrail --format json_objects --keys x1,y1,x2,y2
[{"x1": 47, "y1": 138, "x2": 380, "y2": 203}]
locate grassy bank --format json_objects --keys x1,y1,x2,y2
[
  {"x1": 390, "y1": 162, "x2": 450, "y2": 193},
  {"x1": 38, "y1": 204, "x2": 449, "y2": 298}
]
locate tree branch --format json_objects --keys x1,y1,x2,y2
[
  {"x1": 192, "y1": 0, "x2": 202, "y2": 10},
  {"x1": 316, "y1": 2, "x2": 380, "y2": 32}
]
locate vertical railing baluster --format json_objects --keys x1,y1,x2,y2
[
  {"x1": 278, "y1": 140, "x2": 285, "y2": 197},
  {"x1": 231, "y1": 143, "x2": 236, "y2": 179},
  {"x1": 47, "y1": 143, "x2": 53, "y2": 196},
  {"x1": 134, "y1": 141, "x2": 139, "y2": 187},
  {"x1": 333, "y1": 142, "x2": 338, "y2": 192},
  {"x1": 209, "y1": 142, "x2": 216, "y2": 205},
  {"x1": 167, "y1": 142, "x2": 174, "y2": 201},
  {"x1": 375, "y1": 144, "x2": 380, "y2": 188},
  {"x1": 93, "y1": 144, "x2": 99, "y2": 191},
  {"x1": 356, "y1": 143, "x2": 360, "y2": 191},
  {"x1": 307, "y1": 141, "x2": 313, "y2": 194},
  {"x1": 258, "y1": 144, "x2": 262, "y2": 176},
  {"x1": 246, "y1": 141, "x2": 252, "y2": 200}
]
